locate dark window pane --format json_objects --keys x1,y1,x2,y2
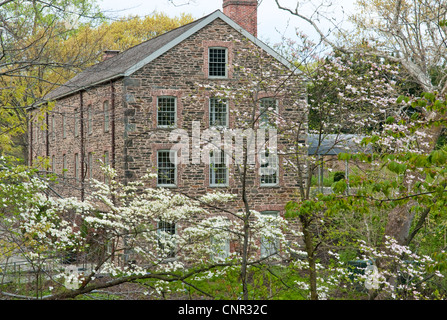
[
  {"x1": 210, "y1": 98, "x2": 228, "y2": 127},
  {"x1": 157, "y1": 151, "x2": 176, "y2": 185},
  {"x1": 157, "y1": 97, "x2": 176, "y2": 127},
  {"x1": 210, "y1": 150, "x2": 228, "y2": 185},
  {"x1": 209, "y1": 48, "x2": 227, "y2": 77}
]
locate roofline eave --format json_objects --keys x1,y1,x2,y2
[
  {"x1": 43, "y1": 10, "x2": 301, "y2": 105},
  {"x1": 38, "y1": 74, "x2": 125, "y2": 107},
  {"x1": 123, "y1": 10, "x2": 301, "y2": 77}
]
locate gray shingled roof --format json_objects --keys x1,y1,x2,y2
[
  {"x1": 44, "y1": 10, "x2": 297, "y2": 102},
  {"x1": 44, "y1": 12, "x2": 214, "y2": 101}
]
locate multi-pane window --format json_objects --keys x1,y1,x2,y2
[
  {"x1": 157, "y1": 150, "x2": 177, "y2": 186},
  {"x1": 157, "y1": 96, "x2": 176, "y2": 127},
  {"x1": 74, "y1": 109, "x2": 79, "y2": 137},
  {"x1": 158, "y1": 220, "x2": 176, "y2": 258},
  {"x1": 62, "y1": 154, "x2": 67, "y2": 178},
  {"x1": 88, "y1": 152, "x2": 93, "y2": 179},
  {"x1": 209, "y1": 98, "x2": 228, "y2": 127},
  {"x1": 104, "y1": 151, "x2": 109, "y2": 183},
  {"x1": 210, "y1": 150, "x2": 228, "y2": 186},
  {"x1": 35, "y1": 124, "x2": 38, "y2": 144},
  {"x1": 260, "y1": 149, "x2": 278, "y2": 186},
  {"x1": 51, "y1": 115, "x2": 55, "y2": 140},
  {"x1": 34, "y1": 123, "x2": 39, "y2": 145},
  {"x1": 211, "y1": 236, "x2": 230, "y2": 262},
  {"x1": 74, "y1": 153, "x2": 79, "y2": 181},
  {"x1": 104, "y1": 101, "x2": 109, "y2": 132},
  {"x1": 209, "y1": 47, "x2": 227, "y2": 78},
  {"x1": 63, "y1": 114, "x2": 67, "y2": 139},
  {"x1": 104, "y1": 151, "x2": 109, "y2": 166},
  {"x1": 260, "y1": 211, "x2": 280, "y2": 258},
  {"x1": 259, "y1": 98, "x2": 278, "y2": 128},
  {"x1": 88, "y1": 105, "x2": 93, "y2": 135}
]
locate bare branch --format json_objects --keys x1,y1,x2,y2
[{"x1": 0, "y1": 0, "x2": 15, "y2": 7}]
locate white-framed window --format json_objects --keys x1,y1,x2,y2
[
  {"x1": 208, "y1": 47, "x2": 228, "y2": 78},
  {"x1": 158, "y1": 220, "x2": 176, "y2": 258},
  {"x1": 211, "y1": 236, "x2": 230, "y2": 262},
  {"x1": 62, "y1": 154, "x2": 67, "y2": 178},
  {"x1": 63, "y1": 113, "x2": 67, "y2": 139},
  {"x1": 104, "y1": 100, "x2": 109, "y2": 133},
  {"x1": 74, "y1": 153, "x2": 79, "y2": 181},
  {"x1": 210, "y1": 150, "x2": 228, "y2": 187},
  {"x1": 104, "y1": 151, "x2": 109, "y2": 166},
  {"x1": 33, "y1": 122, "x2": 40, "y2": 144},
  {"x1": 51, "y1": 115, "x2": 55, "y2": 140},
  {"x1": 88, "y1": 105, "x2": 93, "y2": 135},
  {"x1": 157, "y1": 96, "x2": 177, "y2": 128},
  {"x1": 260, "y1": 149, "x2": 279, "y2": 186},
  {"x1": 157, "y1": 150, "x2": 177, "y2": 187},
  {"x1": 88, "y1": 152, "x2": 93, "y2": 179},
  {"x1": 209, "y1": 98, "x2": 228, "y2": 128},
  {"x1": 260, "y1": 211, "x2": 280, "y2": 258},
  {"x1": 104, "y1": 151, "x2": 109, "y2": 183},
  {"x1": 74, "y1": 108, "x2": 79, "y2": 137},
  {"x1": 259, "y1": 98, "x2": 278, "y2": 128}
]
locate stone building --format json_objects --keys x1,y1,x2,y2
[{"x1": 29, "y1": 1, "x2": 307, "y2": 259}]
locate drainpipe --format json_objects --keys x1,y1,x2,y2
[
  {"x1": 111, "y1": 81, "x2": 116, "y2": 170},
  {"x1": 80, "y1": 91, "x2": 85, "y2": 202},
  {"x1": 46, "y1": 111, "x2": 50, "y2": 160},
  {"x1": 29, "y1": 121, "x2": 33, "y2": 167},
  {"x1": 110, "y1": 81, "x2": 117, "y2": 261}
]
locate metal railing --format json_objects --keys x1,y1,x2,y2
[{"x1": 0, "y1": 257, "x2": 96, "y2": 286}]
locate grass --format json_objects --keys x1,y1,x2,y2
[{"x1": 311, "y1": 170, "x2": 345, "y2": 187}]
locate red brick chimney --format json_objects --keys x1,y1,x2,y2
[{"x1": 223, "y1": 0, "x2": 258, "y2": 37}]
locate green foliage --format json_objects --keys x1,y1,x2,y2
[
  {"x1": 140, "y1": 265, "x2": 309, "y2": 300},
  {"x1": 0, "y1": 0, "x2": 193, "y2": 159},
  {"x1": 283, "y1": 90, "x2": 447, "y2": 300},
  {"x1": 309, "y1": 169, "x2": 346, "y2": 187},
  {"x1": 333, "y1": 171, "x2": 345, "y2": 182},
  {"x1": 0, "y1": 0, "x2": 104, "y2": 158}
]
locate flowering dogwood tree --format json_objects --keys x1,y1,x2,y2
[
  {"x1": 184, "y1": 35, "x2": 308, "y2": 299},
  {"x1": 325, "y1": 237, "x2": 446, "y2": 300},
  {"x1": 0, "y1": 156, "x2": 297, "y2": 300},
  {"x1": 275, "y1": 0, "x2": 447, "y2": 252},
  {"x1": 265, "y1": 0, "x2": 447, "y2": 297},
  {"x1": 278, "y1": 40, "x2": 405, "y2": 298}
]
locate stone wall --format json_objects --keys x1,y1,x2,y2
[
  {"x1": 121, "y1": 18, "x2": 307, "y2": 214},
  {"x1": 30, "y1": 17, "x2": 308, "y2": 259},
  {"x1": 30, "y1": 79, "x2": 125, "y2": 200}
]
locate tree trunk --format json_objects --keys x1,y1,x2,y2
[
  {"x1": 241, "y1": 217, "x2": 250, "y2": 300},
  {"x1": 384, "y1": 202, "x2": 417, "y2": 245},
  {"x1": 384, "y1": 116, "x2": 443, "y2": 245},
  {"x1": 300, "y1": 215, "x2": 318, "y2": 300}
]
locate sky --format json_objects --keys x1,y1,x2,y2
[{"x1": 98, "y1": 0, "x2": 356, "y2": 46}]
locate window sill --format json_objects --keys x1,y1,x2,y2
[
  {"x1": 260, "y1": 184, "x2": 280, "y2": 188},
  {"x1": 209, "y1": 126, "x2": 229, "y2": 131},
  {"x1": 157, "y1": 184, "x2": 178, "y2": 188},
  {"x1": 210, "y1": 184, "x2": 229, "y2": 188},
  {"x1": 208, "y1": 76, "x2": 228, "y2": 80}
]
